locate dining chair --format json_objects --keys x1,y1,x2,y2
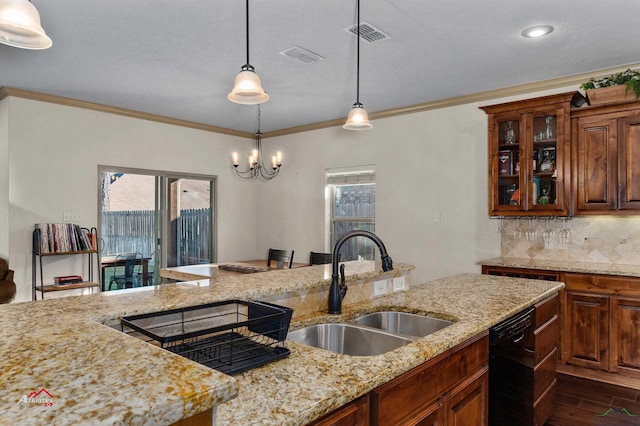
[
  {"x1": 109, "y1": 252, "x2": 142, "y2": 290},
  {"x1": 267, "y1": 249, "x2": 295, "y2": 269},
  {"x1": 309, "y1": 251, "x2": 333, "y2": 265}
]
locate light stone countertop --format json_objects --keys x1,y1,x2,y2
[
  {"x1": 480, "y1": 256, "x2": 640, "y2": 277},
  {"x1": 0, "y1": 261, "x2": 411, "y2": 426},
  {"x1": 215, "y1": 272, "x2": 564, "y2": 426}
]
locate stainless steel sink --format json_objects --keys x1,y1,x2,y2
[
  {"x1": 351, "y1": 311, "x2": 454, "y2": 339},
  {"x1": 287, "y1": 323, "x2": 412, "y2": 356}
]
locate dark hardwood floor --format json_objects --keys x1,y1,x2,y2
[{"x1": 545, "y1": 373, "x2": 640, "y2": 426}]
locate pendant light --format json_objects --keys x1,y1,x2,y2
[
  {"x1": 343, "y1": 0, "x2": 372, "y2": 130},
  {"x1": 0, "y1": 0, "x2": 52, "y2": 49},
  {"x1": 228, "y1": 0, "x2": 268, "y2": 105}
]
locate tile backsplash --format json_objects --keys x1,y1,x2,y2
[{"x1": 499, "y1": 216, "x2": 640, "y2": 265}]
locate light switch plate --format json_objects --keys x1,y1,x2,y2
[
  {"x1": 63, "y1": 212, "x2": 83, "y2": 222},
  {"x1": 373, "y1": 279, "x2": 388, "y2": 296},
  {"x1": 392, "y1": 276, "x2": 406, "y2": 292}
]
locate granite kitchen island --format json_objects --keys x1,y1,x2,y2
[{"x1": 0, "y1": 261, "x2": 562, "y2": 425}]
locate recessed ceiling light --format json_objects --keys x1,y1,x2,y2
[{"x1": 521, "y1": 25, "x2": 554, "y2": 38}]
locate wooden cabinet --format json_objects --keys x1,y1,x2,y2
[
  {"x1": 370, "y1": 333, "x2": 488, "y2": 426},
  {"x1": 481, "y1": 265, "x2": 563, "y2": 282},
  {"x1": 312, "y1": 334, "x2": 489, "y2": 426},
  {"x1": 481, "y1": 92, "x2": 577, "y2": 216},
  {"x1": 482, "y1": 265, "x2": 640, "y2": 382},
  {"x1": 610, "y1": 297, "x2": 640, "y2": 378},
  {"x1": 562, "y1": 273, "x2": 640, "y2": 377},
  {"x1": 571, "y1": 101, "x2": 640, "y2": 214},
  {"x1": 564, "y1": 292, "x2": 609, "y2": 370},
  {"x1": 309, "y1": 395, "x2": 369, "y2": 426}
]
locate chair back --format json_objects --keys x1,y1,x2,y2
[
  {"x1": 267, "y1": 249, "x2": 295, "y2": 268},
  {"x1": 309, "y1": 251, "x2": 332, "y2": 265},
  {"x1": 116, "y1": 253, "x2": 142, "y2": 278}
]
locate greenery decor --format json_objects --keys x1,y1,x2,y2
[{"x1": 580, "y1": 69, "x2": 640, "y2": 99}]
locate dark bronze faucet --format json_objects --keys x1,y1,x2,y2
[{"x1": 328, "y1": 230, "x2": 393, "y2": 314}]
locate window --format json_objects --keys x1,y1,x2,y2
[
  {"x1": 99, "y1": 167, "x2": 216, "y2": 288},
  {"x1": 327, "y1": 170, "x2": 375, "y2": 261}
]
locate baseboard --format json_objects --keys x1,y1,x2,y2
[{"x1": 557, "y1": 364, "x2": 640, "y2": 390}]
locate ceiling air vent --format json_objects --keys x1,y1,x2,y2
[
  {"x1": 345, "y1": 22, "x2": 390, "y2": 44},
  {"x1": 279, "y1": 46, "x2": 324, "y2": 64}
]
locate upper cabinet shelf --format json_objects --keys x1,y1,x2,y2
[{"x1": 481, "y1": 92, "x2": 579, "y2": 217}]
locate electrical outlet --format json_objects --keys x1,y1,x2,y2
[
  {"x1": 392, "y1": 276, "x2": 406, "y2": 292},
  {"x1": 373, "y1": 279, "x2": 388, "y2": 297},
  {"x1": 433, "y1": 211, "x2": 441, "y2": 223},
  {"x1": 63, "y1": 212, "x2": 83, "y2": 222}
]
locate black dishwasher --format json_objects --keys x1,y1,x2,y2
[{"x1": 489, "y1": 306, "x2": 535, "y2": 426}]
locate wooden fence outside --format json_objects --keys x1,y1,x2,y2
[{"x1": 101, "y1": 209, "x2": 211, "y2": 266}]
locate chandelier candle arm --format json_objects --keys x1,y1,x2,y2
[{"x1": 231, "y1": 105, "x2": 282, "y2": 180}]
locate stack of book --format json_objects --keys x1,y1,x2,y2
[
  {"x1": 54, "y1": 275, "x2": 83, "y2": 285},
  {"x1": 35, "y1": 224, "x2": 97, "y2": 254}
]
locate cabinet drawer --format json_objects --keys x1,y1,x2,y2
[
  {"x1": 534, "y1": 316, "x2": 558, "y2": 364},
  {"x1": 371, "y1": 334, "x2": 488, "y2": 426},
  {"x1": 535, "y1": 296, "x2": 558, "y2": 328},
  {"x1": 534, "y1": 378, "x2": 556, "y2": 426},
  {"x1": 533, "y1": 348, "x2": 557, "y2": 401}
]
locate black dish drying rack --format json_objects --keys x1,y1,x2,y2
[{"x1": 121, "y1": 300, "x2": 293, "y2": 375}]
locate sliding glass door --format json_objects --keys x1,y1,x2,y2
[{"x1": 99, "y1": 167, "x2": 216, "y2": 289}]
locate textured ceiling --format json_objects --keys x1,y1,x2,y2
[{"x1": 2, "y1": 0, "x2": 640, "y2": 133}]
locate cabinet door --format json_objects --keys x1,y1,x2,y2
[
  {"x1": 610, "y1": 297, "x2": 640, "y2": 377},
  {"x1": 565, "y1": 293, "x2": 609, "y2": 370},
  {"x1": 617, "y1": 116, "x2": 640, "y2": 209},
  {"x1": 528, "y1": 107, "x2": 570, "y2": 214},
  {"x1": 574, "y1": 117, "x2": 618, "y2": 211},
  {"x1": 489, "y1": 114, "x2": 524, "y2": 214},
  {"x1": 446, "y1": 368, "x2": 488, "y2": 426},
  {"x1": 309, "y1": 395, "x2": 369, "y2": 426}
]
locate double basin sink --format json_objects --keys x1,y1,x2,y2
[{"x1": 287, "y1": 311, "x2": 455, "y2": 356}]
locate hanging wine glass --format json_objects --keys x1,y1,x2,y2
[
  {"x1": 542, "y1": 218, "x2": 554, "y2": 249},
  {"x1": 513, "y1": 218, "x2": 523, "y2": 240},
  {"x1": 558, "y1": 217, "x2": 572, "y2": 250},
  {"x1": 526, "y1": 217, "x2": 537, "y2": 241}
]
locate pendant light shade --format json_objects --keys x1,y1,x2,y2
[
  {"x1": 344, "y1": 102, "x2": 372, "y2": 130},
  {"x1": 0, "y1": 0, "x2": 52, "y2": 50},
  {"x1": 343, "y1": 0, "x2": 372, "y2": 130},
  {"x1": 228, "y1": 64, "x2": 269, "y2": 104},
  {"x1": 228, "y1": 0, "x2": 268, "y2": 105}
]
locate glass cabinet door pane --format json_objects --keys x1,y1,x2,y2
[
  {"x1": 497, "y1": 119, "x2": 521, "y2": 206},
  {"x1": 532, "y1": 114, "x2": 557, "y2": 206}
]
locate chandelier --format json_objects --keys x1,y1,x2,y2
[{"x1": 232, "y1": 105, "x2": 282, "y2": 180}]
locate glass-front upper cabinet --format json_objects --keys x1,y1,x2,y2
[{"x1": 481, "y1": 92, "x2": 579, "y2": 217}]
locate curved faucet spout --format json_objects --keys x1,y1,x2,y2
[{"x1": 328, "y1": 230, "x2": 393, "y2": 314}]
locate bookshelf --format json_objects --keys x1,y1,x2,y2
[{"x1": 32, "y1": 224, "x2": 100, "y2": 300}]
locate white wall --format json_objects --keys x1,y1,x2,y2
[
  {"x1": 4, "y1": 85, "x2": 580, "y2": 301},
  {"x1": 7, "y1": 98, "x2": 261, "y2": 302},
  {"x1": 254, "y1": 103, "x2": 497, "y2": 285},
  {"x1": 254, "y1": 87, "x2": 578, "y2": 285}
]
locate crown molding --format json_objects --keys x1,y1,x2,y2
[
  {"x1": 3, "y1": 62, "x2": 640, "y2": 140},
  {"x1": 262, "y1": 62, "x2": 640, "y2": 138},
  {"x1": 0, "y1": 87, "x2": 254, "y2": 139}
]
